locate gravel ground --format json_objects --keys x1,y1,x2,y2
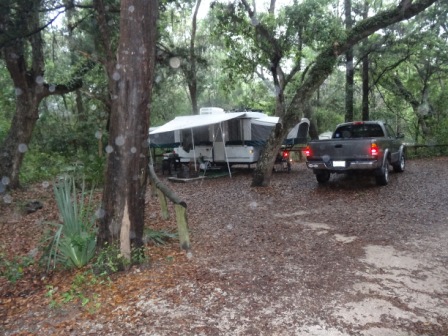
[{"x1": 2, "y1": 156, "x2": 448, "y2": 335}]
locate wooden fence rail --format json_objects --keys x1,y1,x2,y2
[
  {"x1": 406, "y1": 144, "x2": 448, "y2": 157},
  {"x1": 148, "y1": 164, "x2": 190, "y2": 251}
]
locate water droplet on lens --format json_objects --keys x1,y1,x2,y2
[
  {"x1": 115, "y1": 135, "x2": 125, "y2": 146},
  {"x1": 128, "y1": 5, "x2": 135, "y2": 12},
  {"x1": 1, "y1": 176, "x2": 10, "y2": 185},
  {"x1": 112, "y1": 72, "x2": 121, "y2": 81},
  {"x1": 169, "y1": 57, "x2": 181, "y2": 69},
  {"x1": 105, "y1": 145, "x2": 114, "y2": 153},
  {"x1": 95, "y1": 208, "x2": 106, "y2": 219},
  {"x1": 42, "y1": 181, "x2": 50, "y2": 188},
  {"x1": 3, "y1": 194, "x2": 13, "y2": 204},
  {"x1": 18, "y1": 144, "x2": 28, "y2": 153}
]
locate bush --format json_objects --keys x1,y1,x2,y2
[
  {"x1": 20, "y1": 149, "x2": 67, "y2": 184},
  {"x1": 92, "y1": 242, "x2": 148, "y2": 275},
  {"x1": 0, "y1": 252, "x2": 34, "y2": 283},
  {"x1": 44, "y1": 177, "x2": 97, "y2": 271}
]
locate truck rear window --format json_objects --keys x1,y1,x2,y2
[{"x1": 333, "y1": 124, "x2": 384, "y2": 139}]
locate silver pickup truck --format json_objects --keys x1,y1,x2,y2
[{"x1": 304, "y1": 121, "x2": 406, "y2": 186}]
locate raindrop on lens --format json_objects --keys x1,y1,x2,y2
[
  {"x1": 1, "y1": 176, "x2": 10, "y2": 185},
  {"x1": 105, "y1": 145, "x2": 114, "y2": 153},
  {"x1": 42, "y1": 181, "x2": 50, "y2": 188},
  {"x1": 3, "y1": 194, "x2": 13, "y2": 204},
  {"x1": 169, "y1": 57, "x2": 181, "y2": 69},
  {"x1": 15, "y1": 88, "x2": 23, "y2": 96},
  {"x1": 128, "y1": 5, "x2": 135, "y2": 12},
  {"x1": 18, "y1": 144, "x2": 28, "y2": 153},
  {"x1": 115, "y1": 135, "x2": 125, "y2": 146},
  {"x1": 323, "y1": 155, "x2": 330, "y2": 163},
  {"x1": 95, "y1": 131, "x2": 102, "y2": 139},
  {"x1": 112, "y1": 72, "x2": 121, "y2": 81},
  {"x1": 95, "y1": 208, "x2": 106, "y2": 219},
  {"x1": 49, "y1": 85, "x2": 56, "y2": 92},
  {"x1": 35, "y1": 76, "x2": 44, "y2": 85},
  {"x1": 249, "y1": 201, "x2": 258, "y2": 209},
  {"x1": 131, "y1": 147, "x2": 137, "y2": 153}
]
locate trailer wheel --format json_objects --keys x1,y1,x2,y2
[{"x1": 315, "y1": 170, "x2": 330, "y2": 184}]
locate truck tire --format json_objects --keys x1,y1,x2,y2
[
  {"x1": 315, "y1": 170, "x2": 330, "y2": 184},
  {"x1": 392, "y1": 152, "x2": 405, "y2": 173},
  {"x1": 375, "y1": 160, "x2": 389, "y2": 186}
]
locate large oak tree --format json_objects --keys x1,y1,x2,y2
[{"x1": 214, "y1": 0, "x2": 440, "y2": 187}]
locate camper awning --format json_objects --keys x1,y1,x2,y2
[{"x1": 150, "y1": 112, "x2": 247, "y2": 134}]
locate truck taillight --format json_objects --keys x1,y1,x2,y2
[
  {"x1": 282, "y1": 150, "x2": 289, "y2": 158},
  {"x1": 370, "y1": 143, "x2": 379, "y2": 156},
  {"x1": 304, "y1": 146, "x2": 312, "y2": 157}
]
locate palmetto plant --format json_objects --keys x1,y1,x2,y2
[{"x1": 46, "y1": 177, "x2": 97, "y2": 271}]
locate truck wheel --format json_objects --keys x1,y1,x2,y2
[
  {"x1": 315, "y1": 170, "x2": 330, "y2": 184},
  {"x1": 392, "y1": 153, "x2": 405, "y2": 173},
  {"x1": 375, "y1": 160, "x2": 389, "y2": 186}
]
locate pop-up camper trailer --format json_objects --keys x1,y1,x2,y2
[{"x1": 149, "y1": 107, "x2": 309, "y2": 167}]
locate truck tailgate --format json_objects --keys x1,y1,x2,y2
[{"x1": 310, "y1": 139, "x2": 375, "y2": 160}]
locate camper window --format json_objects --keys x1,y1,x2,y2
[
  {"x1": 227, "y1": 119, "x2": 243, "y2": 144},
  {"x1": 181, "y1": 126, "x2": 210, "y2": 148}
]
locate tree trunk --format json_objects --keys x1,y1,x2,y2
[
  {"x1": 251, "y1": 123, "x2": 285, "y2": 187},
  {"x1": 98, "y1": 0, "x2": 158, "y2": 260},
  {"x1": 344, "y1": 0, "x2": 354, "y2": 122},
  {"x1": 361, "y1": 54, "x2": 369, "y2": 121},
  {"x1": 187, "y1": 0, "x2": 201, "y2": 115},
  {"x1": 361, "y1": 1, "x2": 370, "y2": 121}
]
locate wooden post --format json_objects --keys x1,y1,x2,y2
[
  {"x1": 148, "y1": 163, "x2": 190, "y2": 251},
  {"x1": 175, "y1": 204, "x2": 190, "y2": 251},
  {"x1": 156, "y1": 188, "x2": 169, "y2": 220}
]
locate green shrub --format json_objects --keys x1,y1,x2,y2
[
  {"x1": 144, "y1": 228, "x2": 177, "y2": 245},
  {"x1": 44, "y1": 177, "x2": 97, "y2": 271},
  {"x1": 20, "y1": 149, "x2": 68, "y2": 184},
  {"x1": 92, "y1": 242, "x2": 148, "y2": 276},
  {"x1": 0, "y1": 252, "x2": 34, "y2": 284},
  {"x1": 92, "y1": 242, "x2": 129, "y2": 275}
]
